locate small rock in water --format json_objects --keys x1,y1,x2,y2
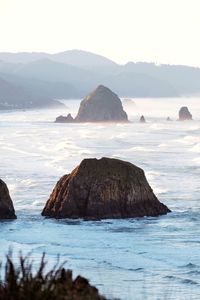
[
  {"x1": 166, "y1": 117, "x2": 171, "y2": 121},
  {"x1": 42, "y1": 157, "x2": 170, "y2": 220},
  {"x1": 140, "y1": 115, "x2": 146, "y2": 123},
  {"x1": 55, "y1": 114, "x2": 74, "y2": 123},
  {"x1": 179, "y1": 106, "x2": 192, "y2": 121},
  {"x1": 0, "y1": 179, "x2": 16, "y2": 219}
]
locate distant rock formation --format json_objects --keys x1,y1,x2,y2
[
  {"x1": 55, "y1": 85, "x2": 128, "y2": 123},
  {"x1": 166, "y1": 117, "x2": 171, "y2": 121},
  {"x1": 55, "y1": 114, "x2": 74, "y2": 123},
  {"x1": 140, "y1": 115, "x2": 146, "y2": 123},
  {"x1": 179, "y1": 106, "x2": 192, "y2": 121},
  {"x1": 42, "y1": 157, "x2": 170, "y2": 220},
  {"x1": 75, "y1": 85, "x2": 128, "y2": 122},
  {"x1": 0, "y1": 179, "x2": 16, "y2": 219}
]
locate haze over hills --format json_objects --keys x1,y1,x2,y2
[
  {"x1": 123, "y1": 62, "x2": 200, "y2": 96},
  {"x1": 0, "y1": 77, "x2": 64, "y2": 109},
  {"x1": 0, "y1": 49, "x2": 200, "y2": 110},
  {"x1": 0, "y1": 52, "x2": 50, "y2": 64},
  {"x1": 52, "y1": 50, "x2": 117, "y2": 68},
  {"x1": 0, "y1": 50, "x2": 117, "y2": 67}
]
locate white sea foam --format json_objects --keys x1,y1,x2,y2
[
  {"x1": 1, "y1": 97, "x2": 200, "y2": 300},
  {"x1": 7, "y1": 183, "x2": 17, "y2": 193},
  {"x1": 32, "y1": 200, "x2": 44, "y2": 207},
  {"x1": 2, "y1": 146, "x2": 40, "y2": 157},
  {"x1": 183, "y1": 135, "x2": 200, "y2": 144},
  {"x1": 153, "y1": 187, "x2": 168, "y2": 194},
  {"x1": 158, "y1": 143, "x2": 168, "y2": 147},
  {"x1": 193, "y1": 157, "x2": 200, "y2": 164},
  {"x1": 54, "y1": 141, "x2": 81, "y2": 151},
  {"x1": 149, "y1": 123, "x2": 168, "y2": 130},
  {"x1": 126, "y1": 146, "x2": 155, "y2": 152},
  {"x1": 190, "y1": 143, "x2": 200, "y2": 153},
  {"x1": 146, "y1": 171, "x2": 161, "y2": 181},
  {"x1": 21, "y1": 179, "x2": 37, "y2": 187}
]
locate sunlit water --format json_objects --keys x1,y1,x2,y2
[{"x1": 0, "y1": 97, "x2": 200, "y2": 300}]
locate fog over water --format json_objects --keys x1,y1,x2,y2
[{"x1": 0, "y1": 97, "x2": 200, "y2": 299}]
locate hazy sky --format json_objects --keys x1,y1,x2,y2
[{"x1": 0, "y1": 0, "x2": 200, "y2": 66}]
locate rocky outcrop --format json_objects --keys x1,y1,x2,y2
[
  {"x1": 55, "y1": 114, "x2": 74, "y2": 123},
  {"x1": 42, "y1": 157, "x2": 170, "y2": 220},
  {"x1": 179, "y1": 106, "x2": 192, "y2": 121},
  {"x1": 140, "y1": 115, "x2": 146, "y2": 123},
  {"x1": 54, "y1": 85, "x2": 128, "y2": 123},
  {"x1": 166, "y1": 117, "x2": 171, "y2": 121},
  {"x1": 0, "y1": 179, "x2": 16, "y2": 219},
  {"x1": 75, "y1": 85, "x2": 128, "y2": 122},
  {"x1": 66, "y1": 273, "x2": 106, "y2": 300}
]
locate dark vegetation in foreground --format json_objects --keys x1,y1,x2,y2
[{"x1": 0, "y1": 253, "x2": 107, "y2": 300}]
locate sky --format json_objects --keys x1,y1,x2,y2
[{"x1": 0, "y1": 0, "x2": 200, "y2": 66}]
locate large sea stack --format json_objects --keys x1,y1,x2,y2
[
  {"x1": 54, "y1": 85, "x2": 128, "y2": 123},
  {"x1": 0, "y1": 179, "x2": 16, "y2": 219},
  {"x1": 42, "y1": 157, "x2": 170, "y2": 220},
  {"x1": 75, "y1": 85, "x2": 128, "y2": 122},
  {"x1": 179, "y1": 106, "x2": 192, "y2": 121}
]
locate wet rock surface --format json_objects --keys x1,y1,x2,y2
[
  {"x1": 0, "y1": 179, "x2": 16, "y2": 219},
  {"x1": 42, "y1": 157, "x2": 170, "y2": 220}
]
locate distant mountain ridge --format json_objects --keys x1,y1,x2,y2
[
  {"x1": 52, "y1": 50, "x2": 117, "y2": 67},
  {"x1": 0, "y1": 49, "x2": 200, "y2": 110},
  {"x1": 0, "y1": 77, "x2": 64, "y2": 109},
  {"x1": 0, "y1": 49, "x2": 117, "y2": 66}
]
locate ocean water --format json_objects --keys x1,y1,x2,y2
[{"x1": 0, "y1": 97, "x2": 200, "y2": 300}]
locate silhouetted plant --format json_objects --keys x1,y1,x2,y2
[{"x1": 0, "y1": 252, "x2": 106, "y2": 300}]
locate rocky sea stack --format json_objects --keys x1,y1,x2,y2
[
  {"x1": 76, "y1": 85, "x2": 128, "y2": 122},
  {"x1": 42, "y1": 157, "x2": 170, "y2": 220},
  {"x1": 140, "y1": 115, "x2": 146, "y2": 123},
  {"x1": 55, "y1": 85, "x2": 128, "y2": 123},
  {"x1": 55, "y1": 114, "x2": 74, "y2": 123},
  {"x1": 179, "y1": 106, "x2": 192, "y2": 121},
  {"x1": 0, "y1": 179, "x2": 16, "y2": 219}
]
